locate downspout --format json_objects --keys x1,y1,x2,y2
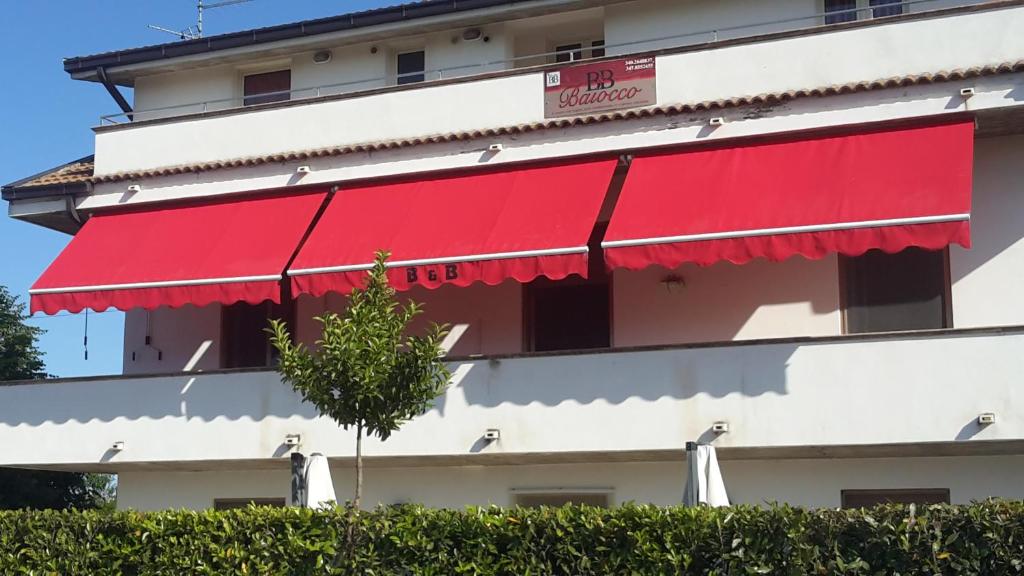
[{"x1": 96, "y1": 67, "x2": 134, "y2": 121}]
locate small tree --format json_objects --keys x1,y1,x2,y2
[{"x1": 268, "y1": 252, "x2": 450, "y2": 508}]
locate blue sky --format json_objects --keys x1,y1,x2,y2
[{"x1": 0, "y1": 1, "x2": 394, "y2": 378}]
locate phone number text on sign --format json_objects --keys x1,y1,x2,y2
[{"x1": 543, "y1": 56, "x2": 657, "y2": 118}]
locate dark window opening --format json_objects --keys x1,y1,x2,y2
[
  {"x1": 555, "y1": 43, "x2": 583, "y2": 63},
  {"x1": 841, "y1": 488, "x2": 950, "y2": 508},
  {"x1": 590, "y1": 40, "x2": 606, "y2": 59},
  {"x1": 221, "y1": 299, "x2": 295, "y2": 369},
  {"x1": 515, "y1": 492, "x2": 610, "y2": 508},
  {"x1": 243, "y1": 69, "x2": 291, "y2": 106},
  {"x1": 870, "y1": 0, "x2": 904, "y2": 18},
  {"x1": 842, "y1": 247, "x2": 950, "y2": 334},
  {"x1": 824, "y1": 0, "x2": 858, "y2": 24},
  {"x1": 213, "y1": 497, "x2": 286, "y2": 510},
  {"x1": 397, "y1": 50, "x2": 426, "y2": 85},
  {"x1": 525, "y1": 225, "x2": 611, "y2": 352}
]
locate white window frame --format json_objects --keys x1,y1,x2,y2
[{"x1": 822, "y1": 0, "x2": 906, "y2": 23}]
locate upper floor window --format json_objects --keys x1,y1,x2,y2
[
  {"x1": 554, "y1": 40, "x2": 605, "y2": 63},
  {"x1": 841, "y1": 247, "x2": 950, "y2": 334},
  {"x1": 396, "y1": 50, "x2": 426, "y2": 85},
  {"x1": 243, "y1": 69, "x2": 291, "y2": 106},
  {"x1": 824, "y1": 0, "x2": 904, "y2": 24}
]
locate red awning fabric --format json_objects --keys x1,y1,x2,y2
[
  {"x1": 603, "y1": 120, "x2": 974, "y2": 271},
  {"x1": 288, "y1": 159, "x2": 617, "y2": 296},
  {"x1": 30, "y1": 191, "x2": 327, "y2": 314}
]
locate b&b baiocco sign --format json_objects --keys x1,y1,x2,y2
[{"x1": 543, "y1": 56, "x2": 657, "y2": 118}]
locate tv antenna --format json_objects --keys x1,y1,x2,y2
[{"x1": 149, "y1": 0, "x2": 256, "y2": 40}]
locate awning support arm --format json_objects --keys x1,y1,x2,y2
[{"x1": 96, "y1": 67, "x2": 134, "y2": 120}]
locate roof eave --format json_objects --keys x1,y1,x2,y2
[
  {"x1": 62, "y1": 0, "x2": 576, "y2": 80},
  {"x1": 2, "y1": 182, "x2": 91, "y2": 202}
]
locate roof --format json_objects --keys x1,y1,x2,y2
[
  {"x1": 1, "y1": 156, "x2": 94, "y2": 200},
  {"x1": 64, "y1": 0, "x2": 547, "y2": 78},
  {"x1": 7, "y1": 59, "x2": 1024, "y2": 201}
]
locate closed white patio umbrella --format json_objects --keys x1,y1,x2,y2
[
  {"x1": 302, "y1": 452, "x2": 337, "y2": 509},
  {"x1": 683, "y1": 442, "x2": 730, "y2": 507}
]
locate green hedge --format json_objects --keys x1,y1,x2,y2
[{"x1": 2, "y1": 502, "x2": 1022, "y2": 575}]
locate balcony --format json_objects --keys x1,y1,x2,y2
[
  {"x1": 2, "y1": 326, "x2": 1020, "y2": 471},
  {"x1": 86, "y1": 1, "x2": 1024, "y2": 185}
]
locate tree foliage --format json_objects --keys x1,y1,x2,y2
[
  {"x1": 269, "y1": 252, "x2": 450, "y2": 506},
  {"x1": 0, "y1": 285, "x2": 113, "y2": 511},
  {"x1": 0, "y1": 285, "x2": 46, "y2": 381}
]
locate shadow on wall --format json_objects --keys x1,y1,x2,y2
[
  {"x1": 445, "y1": 339, "x2": 800, "y2": 410},
  {"x1": 951, "y1": 135, "x2": 1024, "y2": 284},
  {"x1": 0, "y1": 336, "x2": 800, "y2": 427},
  {"x1": 0, "y1": 370, "x2": 320, "y2": 426}
]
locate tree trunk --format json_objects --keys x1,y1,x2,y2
[{"x1": 354, "y1": 421, "x2": 363, "y2": 510}]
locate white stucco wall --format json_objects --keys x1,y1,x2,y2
[
  {"x1": 93, "y1": 5, "x2": 1024, "y2": 177},
  {"x1": 604, "y1": 0, "x2": 815, "y2": 54},
  {"x1": 122, "y1": 305, "x2": 222, "y2": 375},
  {"x1": 296, "y1": 281, "x2": 524, "y2": 357},
  {"x1": 4, "y1": 329, "x2": 1021, "y2": 469},
  {"x1": 951, "y1": 135, "x2": 1024, "y2": 328},
  {"x1": 115, "y1": 454, "x2": 1024, "y2": 511},
  {"x1": 613, "y1": 256, "x2": 840, "y2": 347}
]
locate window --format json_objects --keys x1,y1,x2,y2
[
  {"x1": 555, "y1": 43, "x2": 583, "y2": 63},
  {"x1": 396, "y1": 50, "x2": 425, "y2": 85},
  {"x1": 841, "y1": 247, "x2": 950, "y2": 334},
  {"x1": 221, "y1": 300, "x2": 295, "y2": 368},
  {"x1": 554, "y1": 40, "x2": 605, "y2": 63},
  {"x1": 213, "y1": 497, "x2": 286, "y2": 510},
  {"x1": 824, "y1": 0, "x2": 904, "y2": 24},
  {"x1": 870, "y1": 0, "x2": 904, "y2": 18},
  {"x1": 841, "y1": 489, "x2": 950, "y2": 508},
  {"x1": 514, "y1": 490, "x2": 611, "y2": 508},
  {"x1": 824, "y1": 0, "x2": 857, "y2": 24},
  {"x1": 524, "y1": 226, "x2": 611, "y2": 352},
  {"x1": 243, "y1": 69, "x2": 291, "y2": 106}
]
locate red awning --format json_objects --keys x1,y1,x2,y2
[
  {"x1": 288, "y1": 159, "x2": 617, "y2": 296},
  {"x1": 603, "y1": 120, "x2": 974, "y2": 271},
  {"x1": 30, "y1": 191, "x2": 327, "y2": 314}
]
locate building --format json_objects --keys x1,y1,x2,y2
[{"x1": 3, "y1": 0, "x2": 1023, "y2": 511}]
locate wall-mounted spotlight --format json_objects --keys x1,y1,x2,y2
[
  {"x1": 709, "y1": 116, "x2": 726, "y2": 126},
  {"x1": 127, "y1": 184, "x2": 142, "y2": 193},
  {"x1": 462, "y1": 28, "x2": 483, "y2": 41},
  {"x1": 712, "y1": 421, "x2": 730, "y2": 434},
  {"x1": 978, "y1": 412, "x2": 996, "y2": 425},
  {"x1": 296, "y1": 165, "x2": 311, "y2": 174},
  {"x1": 111, "y1": 441, "x2": 125, "y2": 452},
  {"x1": 960, "y1": 87, "x2": 976, "y2": 98},
  {"x1": 284, "y1": 433, "x2": 302, "y2": 446}
]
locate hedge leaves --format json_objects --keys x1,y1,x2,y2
[{"x1": 1, "y1": 501, "x2": 1022, "y2": 575}]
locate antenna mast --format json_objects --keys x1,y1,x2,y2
[{"x1": 149, "y1": 0, "x2": 255, "y2": 40}]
